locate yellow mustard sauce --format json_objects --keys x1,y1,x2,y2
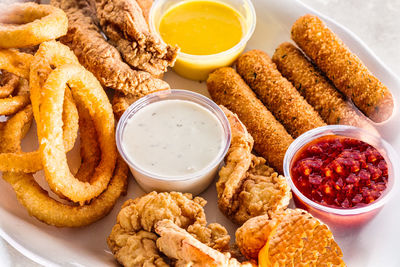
[{"x1": 159, "y1": 0, "x2": 244, "y2": 56}]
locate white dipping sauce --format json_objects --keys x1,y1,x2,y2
[{"x1": 122, "y1": 99, "x2": 224, "y2": 177}]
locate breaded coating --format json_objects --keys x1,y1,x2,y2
[
  {"x1": 51, "y1": 0, "x2": 169, "y2": 96},
  {"x1": 155, "y1": 220, "x2": 255, "y2": 267},
  {"x1": 236, "y1": 49, "x2": 326, "y2": 138},
  {"x1": 291, "y1": 14, "x2": 393, "y2": 123},
  {"x1": 0, "y1": 71, "x2": 19, "y2": 98},
  {"x1": 207, "y1": 67, "x2": 293, "y2": 173},
  {"x1": 273, "y1": 42, "x2": 378, "y2": 135},
  {"x1": 108, "y1": 192, "x2": 231, "y2": 267},
  {"x1": 91, "y1": 0, "x2": 178, "y2": 77},
  {"x1": 236, "y1": 209, "x2": 346, "y2": 266},
  {"x1": 217, "y1": 107, "x2": 291, "y2": 225}
]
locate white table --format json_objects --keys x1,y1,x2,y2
[{"x1": 2, "y1": 0, "x2": 400, "y2": 266}]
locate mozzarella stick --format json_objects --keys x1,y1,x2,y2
[
  {"x1": 291, "y1": 15, "x2": 394, "y2": 123},
  {"x1": 207, "y1": 67, "x2": 293, "y2": 173},
  {"x1": 236, "y1": 49, "x2": 326, "y2": 138},
  {"x1": 272, "y1": 42, "x2": 378, "y2": 135}
]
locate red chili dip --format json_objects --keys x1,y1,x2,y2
[{"x1": 291, "y1": 135, "x2": 388, "y2": 209}]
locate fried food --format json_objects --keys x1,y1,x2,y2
[
  {"x1": 51, "y1": 0, "x2": 170, "y2": 96},
  {"x1": 1, "y1": 105, "x2": 128, "y2": 227},
  {"x1": 0, "y1": 71, "x2": 19, "y2": 98},
  {"x1": 291, "y1": 14, "x2": 393, "y2": 123},
  {"x1": 236, "y1": 49, "x2": 326, "y2": 138},
  {"x1": 0, "y1": 48, "x2": 33, "y2": 79},
  {"x1": 217, "y1": 107, "x2": 291, "y2": 225},
  {"x1": 236, "y1": 209, "x2": 346, "y2": 266},
  {"x1": 108, "y1": 192, "x2": 231, "y2": 266},
  {"x1": 90, "y1": 0, "x2": 178, "y2": 77},
  {"x1": 155, "y1": 220, "x2": 254, "y2": 267},
  {"x1": 272, "y1": 42, "x2": 378, "y2": 135},
  {"x1": 32, "y1": 63, "x2": 116, "y2": 204},
  {"x1": 0, "y1": 3, "x2": 68, "y2": 48},
  {"x1": 0, "y1": 88, "x2": 30, "y2": 116},
  {"x1": 207, "y1": 67, "x2": 293, "y2": 173}
]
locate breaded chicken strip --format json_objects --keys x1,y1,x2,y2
[
  {"x1": 108, "y1": 192, "x2": 230, "y2": 267},
  {"x1": 272, "y1": 42, "x2": 378, "y2": 135},
  {"x1": 90, "y1": 0, "x2": 178, "y2": 77},
  {"x1": 51, "y1": 0, "x2": 169, "y2": 96},
  {"x1": 207, "y1": 67, "x2": 293, "y2": 173},
  {"x1": 236, "y1": 49, "x2": 326, "y2": 138},
  {"x1": 291, "y1": 15, "x2": 393, "y2": 123},
  {"x1": 155, "y1": 220, "x2": 255, "y2": 267},
  {"x1": 217, "y1": 107, "x2": 291, "y2": 225},
  {"x1": 236, "y1": 209, "x2": 345, "y2": 266}
]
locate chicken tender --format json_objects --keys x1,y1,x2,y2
[
  {"x1": 155, "y1": 220, "x2": 255, "y2": 267},
  {"x1": 236, "y1": 49, "x2": 326, "y2": 138},
  {"x1": 236, "y1": 209, "x2": 346, "y2": 266},
  {"x1": 273, "y1": 42, "x2": 378, "y2": 135},
  {"x1": 291, "y1": 14, "x2": 393, "y2": 123},
  {"x1": 207, "y1": 67, "x2": 293, "y2": 173},
  {"x1": 108, "y1": 192, "x2": 231, "y2": 267},
  {"x1": 217, "y1": 107, "x2": 291, "y2": 224}
]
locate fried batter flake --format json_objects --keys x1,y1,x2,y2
[{"x1": 217, "y1": 107, "x2": 291, "y2": 225}]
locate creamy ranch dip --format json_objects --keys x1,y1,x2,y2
[{"x1": 122, "y1": 99, "x2": 225, "y2": 177}]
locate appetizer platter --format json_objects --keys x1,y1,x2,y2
[{"x1": 0, "y1": 0, "x2": 399, "y2": 266}]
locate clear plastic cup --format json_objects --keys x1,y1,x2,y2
[
  {"x1": 283, "y1": 125, "x2": 399, "y2": 228},
  {"x1": 116, "y1": 89, "x2": 231, "y2": 195},
  {"x1": 149, "y1": 0, "x2": 256, "y2": 81}
]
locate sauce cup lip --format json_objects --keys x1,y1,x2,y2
[
  {"x1": 116, "y1": 89, "x2": 232, "y2": 182},
  {"x1": 149, "y1": 0, "x2": 257, "y2": 60},
  {"x1": 283, "y1": 125, "x2": 399, "y2": 216}
]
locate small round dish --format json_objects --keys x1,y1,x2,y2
[
  {"x1": 283, "y1": 125, "x2": 399, "y2": 227},
  {"x1": 116, "y1": 89, "x2": 231, "y2": 195},
  {"x1": 149, "y1": 0, "x2": 256, "y2": 81}
]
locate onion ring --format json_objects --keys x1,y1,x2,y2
[
  {"x1": 35, "y1": 63, "x2": 116, "y2": 203},
  {"x1": 0, "y1": 3, "x2": 68, "y2": 48},
  {"x1": 1, "y1": 106, "x2": 128, "y2": 227},
  {"x1": 0, "y1": 49, "x2": 33, "y2": 79},
  {"x1": 0, "y1": 71, "x2": 19, "y2": 98}
]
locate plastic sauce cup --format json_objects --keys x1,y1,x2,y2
[
  {"x1": 116, "y1": 89, "x2": 231, "y2": 195},
  {"x1": 149, "y1": 0, "x2": 256, "y2": 81}
]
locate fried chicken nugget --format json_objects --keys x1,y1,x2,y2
[
  {"x1": 217, "y1": 107, "x2": 291, "y2": 224},
  {"x1": 236, "y1": 209, "x2": 346, "y2": 266},
  {"x1": 207, "y1": 67, "x2": 293, "y2": 173},
  {"x1": 272, "y1": 42, "x2": 378, "y2": 135},
  {"x1": 236, "y1": 49, "x2": 326, "y2": 138},
  {"x1": 291, "y1": 15, "x2": 394, "y2": 123}
]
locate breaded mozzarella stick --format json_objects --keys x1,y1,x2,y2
[
  {"x1": 236, "y1": 49, "x2": 326, "y2": 138},
  {"x1": 291, "y1": 15, "x2": 394, "y2": 123},
  {"x1": 207, "y1": 67, "x2": 293, "y2": 173}
]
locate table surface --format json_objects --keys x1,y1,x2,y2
[{"x1": 1, "y1": 0, "x2": 400, "y2": 266}]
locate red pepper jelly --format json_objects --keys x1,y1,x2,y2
[{"x1": 291, "y1": 135, "x2": 388, "y2": 209}]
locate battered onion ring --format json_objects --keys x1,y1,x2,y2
[
  {"x1": 0, "y1": 3, "x2": 68, "y2": 48},
  {"x1": 36, "y1": 63, "x2": 116, "y2": 203},
  {"x1": 0, "y1": 71, "x2": 19, "y2": 98},
  {"x1": 1, "y1": 106, "x2": 128, "y2": 227},
  {"x1": 0, "y1": 49, "x2": 33, "y2": 79}
]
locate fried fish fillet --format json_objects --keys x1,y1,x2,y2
[
  {"x1": 236, "y1": 209, "x2": 346, "y2": 266},
  {"x1": 272, "y1": 42, "x2": 378, "y2": 135},
  {"x1": 51, "y1": 0, "x2": 169, "y2": 96},
  {"x1": 217, "y1": 107, "x2": 291, "y2": 225},
  {"x1": 90, "y1": 0, "x2": 178, "y2": 77},
  {"x1": 155, "y1": 220, "x2": 255, "y2": 267},
  {"x1": 108, "y1": 192, "x2": 231, "y2": 267}
]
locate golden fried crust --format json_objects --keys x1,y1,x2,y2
[
  {"x1": 0, "y1": 71, "x2": 19, "y2": 98},
  {"x1": 51, "y1": 0, "x2": 169, "y2": 95},
  {"x1": 236, "y1": 209, "x2": 346, "y2": 266},
  {"x1": 108, "y1": 192, "x2": 231, "y2": 267},
  {"x1": 236, "y1": 49, "x2": 326, "y2": 138},
  {"x1": 207, "y1": 67, "x2": 293, "y2": 173},
  {"x1": 291, "y1": 14, "x2": 393, "y2": 123},
  {"x1": 217, "y1": 107, "x2": 291, "y2": 225},
  {"x1": 272, "y1": 42, "x2": 378, "y2": 135}
]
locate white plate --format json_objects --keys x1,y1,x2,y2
[{"x1": 1, "y1": 0, "x2": 400, "y2": 266}]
